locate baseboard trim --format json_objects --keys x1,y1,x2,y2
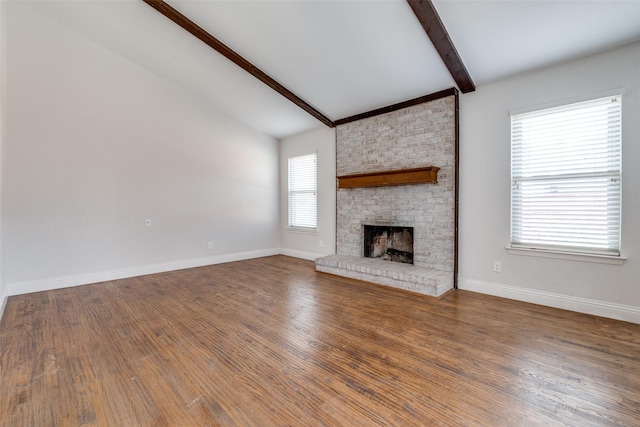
[
  {"x1": 279, "y1": 248, "x2": 326, "y2": 261},
  {"x1": 458, "y1": 277, "x2": 640, "y2": 324},
  {"x1": 7, "y1": 248, "x2": 280, "y2": 296},
  {"x1": 0, "y1": 292, "x2": 7, "y2": 323}
]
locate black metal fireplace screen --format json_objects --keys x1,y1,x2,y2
[{"x1": 363, "y1": 225, "x2": 414, "y2": 264}]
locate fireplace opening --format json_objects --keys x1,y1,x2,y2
[{"x1": 363, "y1": 225, "x2": 414, "y2": 264}]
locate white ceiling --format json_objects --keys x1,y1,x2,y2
[{"x1": 18, "y1": 0, "x2": 640, "y2": 139}]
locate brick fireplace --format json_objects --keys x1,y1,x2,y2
[{"x1": 315, "y1": 94, "x2": 457, "y2": 297}]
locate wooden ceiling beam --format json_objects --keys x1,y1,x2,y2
[
  {"x1": 408, "y1": 0, "x2": 475, "y2": 93},
  {"x1": 142, "y1": 0, "x2": 334, "y2": 128}
]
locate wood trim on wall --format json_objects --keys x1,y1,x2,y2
[
  {"x1": 334, "y1": 88, "x2": 457, "y2": 126},
  {"x1": 453, "y1": 89, "x2": 460, "y2": 289}
]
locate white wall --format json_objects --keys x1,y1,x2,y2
[
  {"x1": 3, "y1": 3, "x2": 280, "y2": 295},
  {"x1": 458, "y1": 41, "x2": 640, "y2": 323},
  {"x1": 279, "y1": 126, "x2": 336, "y2": 260}
]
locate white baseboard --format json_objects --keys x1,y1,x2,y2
[
  {"x1": 0, "y1": 291, "x2": 7, "y2": 322},
  {"x1": 458, "y1": 277, "x2": 640, "y2": 325},
  {"x1": 7, "y1": 248, "x2": 280, "y2": 296},
  {"x1": 279, "y1": 248, "x2": 326, "y2": 261}
]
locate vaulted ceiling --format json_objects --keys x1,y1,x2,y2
[{"x1": 19, "y1": 0, "x2": 640, "y2": 139}]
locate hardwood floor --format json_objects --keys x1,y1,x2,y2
[{"x1": 1, "y1": 255, "x2": 639, "y2": 426}]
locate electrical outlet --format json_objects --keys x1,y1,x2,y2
[
  {"x1": 493, "y1": 261, "x2": 501, "y2": 272},
  {"x1": 319, "y1": 240, "x2": 324, "y2": 248},
  {"x1": 207, "y1": 241, "x2": 213, "y2": 250}
]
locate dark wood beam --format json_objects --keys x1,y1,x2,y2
[
  {"x1": 408, "y1": 0, "x2": 475, "y2": 93},
  {"x1": 334, "y1": 88, "x2": 457, "y2": 126},
  {"x1": 142, "y1": 0, "x2": 334, "y2": 128}
]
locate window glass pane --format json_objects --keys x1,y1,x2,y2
[
  {"x1": 511, "y1": 94, "x2": 621, "y2": 255},
  {"x1": 288, "y1": 153, "x2": 317, "y2": 229}
]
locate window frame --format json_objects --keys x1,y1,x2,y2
[
  {"x1": 287, "y1": 152, "x2": 318, "y2": 232},
  {"x1": 509, "y1": 91, "x2": 623, "y2": 260}
]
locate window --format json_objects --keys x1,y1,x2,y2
[
  {"x1": 510, "y1": 93, "x2": 622, "y2": 256},
  {"x1": 288, "y1": 152, "x2": 317, "y2": 230}
]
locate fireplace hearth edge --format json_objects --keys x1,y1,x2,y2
[{"x1": 314, "y1": 254, "x2": 453, "y2": 298}]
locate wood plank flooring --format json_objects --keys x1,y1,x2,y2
[{"x1": 1, "y1": 255, "x2": 639, "y2": 426}]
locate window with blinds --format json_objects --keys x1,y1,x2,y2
[
  {"x1": 510, "y1": 93, "x2": 622, "y2": 256},
  {"x1": 288, "y1": 152, "x2": 317, "y2": 230}
]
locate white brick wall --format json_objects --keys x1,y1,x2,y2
[{"x1": 336, "y1": 96, "x2": 456, "y2": 273}]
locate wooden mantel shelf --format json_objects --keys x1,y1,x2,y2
[{"x1": 337, "y1": 167, "x2": 439, "y2": 189}]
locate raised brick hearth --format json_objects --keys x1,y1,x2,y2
[{"x1": 316, "y1": 254, "x2": 452, "y2": 297}]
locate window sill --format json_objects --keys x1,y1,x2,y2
[
  {"x1": 506, "y1": 246, "x2": 625, "y2": 265},
  {"x1": 287, "y1": 227, "x2": 317, "y2": 235}
]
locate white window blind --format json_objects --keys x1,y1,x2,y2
[
  {"x1": 288, "y1": 152, "x2": 317, "y2": 229},
  {"x1": 511, "y1": 94, "x2": 622, "y2": 256}
]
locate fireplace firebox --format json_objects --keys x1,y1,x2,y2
[{"x1": 363, "y1": 225, "x2": 414, "y2": 264}]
